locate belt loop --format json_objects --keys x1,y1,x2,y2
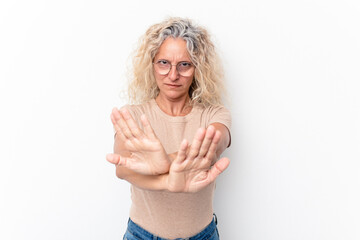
[{"x1": 213, "y1": 213, "x2": 218, "y2": 225}]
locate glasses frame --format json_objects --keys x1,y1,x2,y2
[{"x1": 152, "y1": 60, "x2": 195, "y2": 77}]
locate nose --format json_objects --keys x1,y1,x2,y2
[{"x1": 168, "y1": 65, "x2": 179, "y2": 81}]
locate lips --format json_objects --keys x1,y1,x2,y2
[{"x1": 165, "y1": 83, "x2": 181, "y2": 88}]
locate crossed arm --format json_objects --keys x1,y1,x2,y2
[{"x1": 106, "y1": 108, "x2": 230, "y2": 193}]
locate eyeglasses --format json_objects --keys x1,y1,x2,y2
[{"x1": 153, "y1": 60, "x2": 195, "y2": 77}]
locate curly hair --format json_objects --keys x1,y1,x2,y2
[{"x1": 127, "y1": 17, "x2": 226, "y2": 107}]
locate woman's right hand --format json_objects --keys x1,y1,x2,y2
[
  {"x1": 166, "y1": 126, "x2": 230, "y2": 193},
  {"x1": 106, "y1": 108, "x2": 171, "y2": 175}
]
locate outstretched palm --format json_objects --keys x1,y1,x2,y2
[
  {"x1": 167, "y1": 126, "x2": 230, "y2": 193},
  {"x1": 107, "y1": 108, "x2": 170, "y2": 175}
]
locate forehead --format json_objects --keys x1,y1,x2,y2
[{"x1": 155, "y1": 37, "x2": 191, "y2": 60}]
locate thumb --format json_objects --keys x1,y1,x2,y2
[
  {"x1": 106, "y1": 153, "x2": 121, "y2": 165},
  {"x1": 207, "y1": 157, "x2": 230, "y2": 183}
]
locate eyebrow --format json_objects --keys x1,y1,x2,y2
[{"x1": 155, "y1": 58, "x2": 192, "y2": 63}]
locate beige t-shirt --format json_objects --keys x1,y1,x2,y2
[{"x1": 123, "y1": 99, "x2": 231, "y2": 239}]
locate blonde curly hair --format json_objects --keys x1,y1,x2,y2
[{"x1": 127, "y1": 17, "x2": 226, "y2": 107}]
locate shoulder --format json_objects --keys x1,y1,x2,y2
[
  {"x1": 193, "y1": 104, "x2": 232, "y2": 130},
  {"x1": 199, "y1": 104, "x2": 231, "y2": 121},
  {"x1": 203, "y1": 105, "x2": 231, "y2": 117}
]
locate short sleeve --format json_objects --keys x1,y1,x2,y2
[{"x1": 205, "y1": 105, "x2": 232, "y2": 147}]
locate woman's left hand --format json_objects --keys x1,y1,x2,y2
[{"x1": 166, "y1": 125, "x2": 230, "y2": 193}]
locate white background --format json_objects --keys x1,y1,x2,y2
[{"x1": 1, "y1": 0, "x2": 359, "y2": 239}]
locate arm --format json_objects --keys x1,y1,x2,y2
[
  {"x1": 210, "y1": 122, "x2": 231, "y2": 159},
  {"x1": 105, "y1": 107, "x2": 173, "y2": 190},
  {"x1": 106, "y1": 108, "x2": 231, "y2": 192},
  {"x1": 109, "y1": 125, "x2": 229, "y2": 193},
  {"x1": 106, "y1": 141, "x2": 167, "y2": 191},
  {"x1": 107, "y1": 122, "x2": 228, "y2": 192},
  {"x1": 106, "y1": 109, "x2": 165, "y2": 190}
]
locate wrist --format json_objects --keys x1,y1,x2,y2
[{"x1": 159, "y1": 173, "x2": 170, "y2": 191}]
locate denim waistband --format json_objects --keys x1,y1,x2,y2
[{"x1": 126, "y1": 214, "x2": 218, "y2": 240}]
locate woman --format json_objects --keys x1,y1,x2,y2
[{"x1": 106, "y1": 17, "x2": 231, "y2": 240}]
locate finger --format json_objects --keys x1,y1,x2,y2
[
  {"x1": 198, "y1": 125, "x2": 216, "y2": 157},
  {"x1": 111, "y1": 108, "x2": 122, "y2": 125},
  {"x1": 188, "y1": 128, "x2": 206, "y2": 159},
  {"x1": 206, "y1": 157, "x2": 230, "y2": 183},
  {"x1": 114, "y1": 126, "x2": 127, "y2": 142},
  {"x1": 120, "y1": 108, "x2": 143, "y2": 138},
  {"x1": 205, "y1": 130, "x2": 221, "y2": 160},
  {"x1": 140, "y1": 114, "x2": 157, "y2": 139},
  {"x1": 106, "y1": 153, "x2": 134, "y2": 169},
  {"x1": 111, "y1": 108, "x2": 128, "y2": 141},
  {"x1": 111, "y1": 113, "x2": 117, "y2": 129},
  {"x1": 111, "y1": 113, "x2": 119, "y2": 136},
  {"x1": 106, "y1": 153, "x2": 121, "y2": 165},
  {"x1": 111, "y1": 111, "x2": 127, "y2": 141},
  {"x1": 190, "y1": 157, "x2": 230, "y2": 193},
  {"x1": 174, "y1": 139, "x2": 188, "y2": 164},
  {"x1": 111, "y1": 108, "x2": 122, "y2": 132},
  {"x1": 111, "y1": 111, "x2": 116, "y2": 126},
  {"x1": 109, "y1": 153, "x2": 154, "y2": 175},
  {"x1": 112, "y1": 116, "x2": 122, "y2": 139},
  {"x1": 118, "y1": 111, "x2": 134, "y2": 139}
]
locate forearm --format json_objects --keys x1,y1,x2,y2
[
  {"x1": 116, "y1": 165, "x2": 168, "y2": 191},
  {"x1": 113, "y1": 146, "x2": 174, "y2": 191},
  {"x1": 210, "y1": 123, "x2": 231, "y2": 158}
]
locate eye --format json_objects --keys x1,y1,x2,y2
[
  {"x1": 157, "y1": 60, "x2": 169, "y2": 65},
  {"x1": 177, "y1": 62, "x2": 193, "y2": 71},
  {"x1": 178, "y1": 62, "x2": 192, "y2": 67}
]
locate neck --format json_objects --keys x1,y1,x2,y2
[{"x1": 155, "y1": 94, "x2": 192, "y2": 116}]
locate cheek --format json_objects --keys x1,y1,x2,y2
[
  {"x1": 154, "y1": 73, "x2": 163, "y2": 86},
  {"x1": 185, "y1": 78, "x2": 194, "y2": 88}
]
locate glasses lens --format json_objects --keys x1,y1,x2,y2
[
  {"x1": 154, "y1": 60, "x2": 170, "y2": 75},
  {"x1": 177, "y1": 62, "x2": 194, "y2": 77}
]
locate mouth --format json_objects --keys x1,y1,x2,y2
[{"x1": 165, "y1": 83, "x2": 181, "y2": 88}]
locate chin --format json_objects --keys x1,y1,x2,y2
[{"x1": 163, "y1": 92, "x2": 188, "y2": 101}]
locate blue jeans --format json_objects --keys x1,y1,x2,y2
[{"x1": 123, "y1": 214, "x2": 220, "y2": 240}]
